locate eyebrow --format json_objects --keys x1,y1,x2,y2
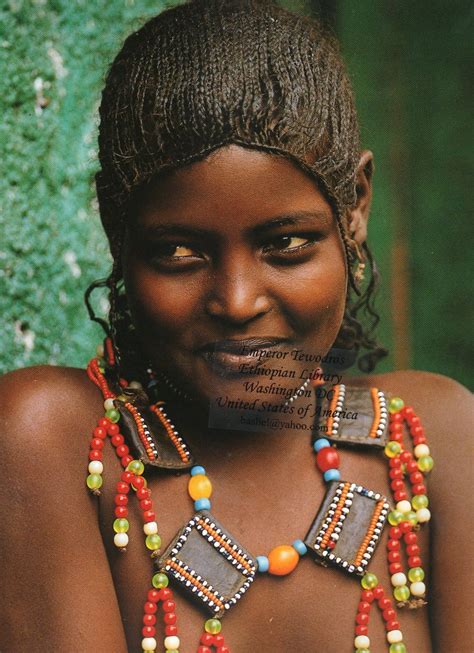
[{"x1": 137, "y1": 210, "x2": 331, "y2": 240}]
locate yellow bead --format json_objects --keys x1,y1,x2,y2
[
  {"x1": 204, "y1": 618, "x2": 222, "y2": 634},
  {"x1": 384, "y1": 441, "x2": 402, "y2": 458},
  {"x1": 268, "y1": 545, "x2": 299, "y2": 575},
  {"x1": 188, "y1": 474, "x2": 212, "y2": 500}
]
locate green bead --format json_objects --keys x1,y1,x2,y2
[
  {"x1": 152, "y1": 572, "x2": 169, "y2": 589},
  {"x1": 105, "y1": 408, "x2": 120, "y2": 423},
  {"x1": 127, "y1": 459, "x2": 145, "y2": 475},
  {"x1": 412, "y1": 494, "x2": 429, "y2": 510},
  {"x1": 389, "y1": 643, "x2": 407, "y2": 653},
  {"x1": 388, "y1": 397, "x2": 405, "y2": 413},
  {"x1": 204, "y1": 618, "x2": 222, "y2": 634},
  {"x1": 408, "y1": 567, "x2": 425, "y2": 582},
  {"x1": 166, "y1": 650, "x2": 179, "y2": 653},
  {"x1": 356, "y1": 649, "x2": 370, "y2": 653},
  {"x1": 406, "y1": 511, "x2": 418, "y2": 526},
  {"x1": 388, "y1": 510, "x2": 404, "y2": 525},
  {"x1": 361, "y1": 572, "x2": 378, "y2": 590},
  {"x1": 145, "y1": 534, "x2": 161, "y2": 550},
  {"x1": 384, "y1": 441, "x2": 402, "y2": 458},
  {"x1": 113, "y1": 518, "x2": 129, "y2": 533},
  {"x1": 393, "y1": 585, "x2": 410, "y2": 601},
  {"x1": 86, "y1": 473, "x2": 102, "y2": 490},
  {"x1": 417, "y1": 455, "x2": 434, "y2": 473}
]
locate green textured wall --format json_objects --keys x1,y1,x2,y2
[{"x1": 1, "y1": 1, "x2": 472, "y2": 387}]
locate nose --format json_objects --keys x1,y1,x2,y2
[{"x1": 205, "y1": 255, "x2": 272, "y2": 324}]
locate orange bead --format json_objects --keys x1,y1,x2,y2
[
  {"x1": 188, "y1": 474, "x2": 212, "y2": 500},
  {"x1": 268, "y1": 545, "x2": 299, "y2": 576}
]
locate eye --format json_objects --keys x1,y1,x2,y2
[
  {"x1": 262, "y1": 234, "x2": 314, "y2": 254},
  {"x1": 154, "y1": 243, "x2": 202, "y2": 259},
  {"x1": 168, "y1": 244, "x2": 197, "y2": 258}
]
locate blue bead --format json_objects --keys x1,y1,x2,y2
[
  {"x1": 191, "y1": 465, "x2": 206, "y2": 476},
  {"x1": 313, "y1": 438, "x2": 330, "y2": 452},
  {"x1": 323, "y1": 469, "x2": 341, "y2": 482},
  {"x1": 256, "y1": 556, "x2": 269, "y2": 573},
  {"x1": 292, "y1": 539, "x2": 307, "y2": 555},
  {"x1": 194, "y1": 498, "x2": 211, "y2": 511}
]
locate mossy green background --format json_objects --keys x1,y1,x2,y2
[{"x1": 1, "y1": 0, "x2": 472, "y2": 388}]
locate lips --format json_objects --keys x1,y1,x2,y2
[{"x1": 196, "y1": 337, "x2": 289, "y2": 377}]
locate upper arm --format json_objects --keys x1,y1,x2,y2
[{"x1": 0, "y1": 366, "x2": 128, "y2": 653}]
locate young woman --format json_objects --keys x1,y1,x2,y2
[{"x1": 1, "y1": 1, "x2": 472, "y2": 652}]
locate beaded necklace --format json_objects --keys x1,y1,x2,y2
[{"x1": 85, "y1": 340, "x2": 433, "y2": 653}]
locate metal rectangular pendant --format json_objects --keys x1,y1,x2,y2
[
  {"x1": 156, "y1": 511, "x2": 257, "y2": 618},
  {"x1": 304, "y1": 481, "x2": 389, "y2": 576}
]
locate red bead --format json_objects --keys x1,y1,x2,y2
[
  {"x1": 165, "y1": 625, "x2": 178, "y2": 636},
  {"x1": 355, "y1": 625, "x2": 369, "y2": 636},
  {"x1": 356, "y1": 612, "x2": 369, "y2": 625},
  {"x1": 390, "y1": 432, "x2": 403, "y2": 442},
  {"x1": 393, "y1": 490, "x2": 408, "y2": 501},
  {"x1": 121, "y1": 471, "x2": 134, "y2": 483},
  {"x1": 387, "y1": 539, "x2": 400, "y2": 551},
  {"x1": 115, "y1": 506, "x2": 128, "y2": 518},
  {"x1": 409, "y1": 471, "x2": 423, "y2": 484},
  {"x1": 409, "y1": 416, "x2": 420, "y2": 427},
  {"x1": 137, "y1": 488, "x2": 151, "y2": 500},
  {"x1": 412, "y1": 425, "x2": 424, "y2": 437},
  {"x1": 389, "y1": 468, "x2": 403, "y2": 480},
  {"x1": 121, "y1": 455, "x2": 133, "y2": 467},
  {"x1": 217, "y1": 647, "x2": 230, "y2": 653},
  {"x1": 407, "y1": 544, "x2": 420, "y2": 556},
  {"x1": 144, "y1": 601, "x2": 157, "y2": 614},
  {"x1": 389, "y1": 422, "x2": 403, "y2": 433},
  {"x1": 400, "y1": 521, "x2": 412, "y2": 534},
  {"x1": 200, "y1": 634, "x2": 214, "y2": 646},
  {"x1": 143, "y1": 510, "x2": 156, "y2": 523},
  {"x1": 383, "y1": 608, "x2": 396, "y2": 621},
  {"x1": 400, "y1": 451, "x2": 412, "y2": 463},
  {"x1": 116, "y1": 445, "x2": 129, "y2": 458},
  {"x1": 94, "y1": 427, "x2": 107, "y2": 439},
  {"x1": 147, "y1": 589, "x2": 160, "y2": 603},
  {"x1": 404, "y1": 532, "x2": 417, "y2": 545},
  {"x1": 111, "y1": 434, "x2": 124, "y2": 447},
  {"x1": 388, "y1": 551, "x2": 401, "y2": 563},
  {"x1": 197, "y1": 647, "x2": 211, "y2": 653},
  {"x1": 143, "y1": 614, "x2": 156, "y2": 626},
  {"x1": 361, "y1": 590, "x2": 374, "y2": 603},
  {"x1": 386, "y1": 620, "x2": 400, "y2": 631},
  {"x1": 132, "y1": 476, "x2": 146, "y2": 490},
  {"x1": 391, "y1": 480, "x2": 405, "y2": 492},
  {"x1": 107, "y1": 423, "x2": 120, "y2": 435},
  {"x1": 98, "y1": 417, "x2": 110, "y2": 428},
  {"x1": 406, "y1": 460, "x2": 418, "y2": 473},
  {"x1": 373, "y1": 586, "x2": 384, "y2": 599},
  {"x1": 358, "y1": 601, "x2": 371, "y2": 613},
  {"x1": 389, "y1": 563, "x2": 403, "y2": 574},
  {"x1": 402, "y1": 406, "x2": 414, "y2": 418},
  {"x1": 378, "y1": 597, "x2": 391, "y2": 610},
  {"x1": 89, "y1": 450, "x2": 102, "y2": 461},
  {"x1": 408, "y1": 556, "x2": 422, "y2": 568},
  {"x1": 389, "y1": 527, "x2": 402, "y2": 540},
  {"x1": 389, "y1": 456, "x2": 402, "y2": 467},
  {"x1": 213, "y1": 635, "x2": 225, "y2": 646},
  {"x1": 413, "y1": 437, "x2": 427, "y2": 447},
  {"x1": 140, "y1": 499, "x2": 153, "y2": 511},
  {"x1": 391, "y1": 412, "x2": 404, "y2": 422},
  {"x1": 413, "y1": 484, "x2": 427, "y2": 495},
  {"x1": 119, "y1": 377, "x2": 128, "y2": 387},
  {"x1": 162, "y1": 600, "x2": 176, "y2": 613},
  {"x1": 163, "y1": 612, "x2": 177, "y2": 625},
  {"x1": 159, "y1": 588, "x2": 172, "y2": 601},
  {"x1": 116, "y1": 482, "x2": 130, "y2": 494},
  {"x1": 316, "y1": 447, "x2": 340, "y2": 472},
  {"x1": 114, "y1": 494, "x2": 128, "y2": 506},
  {"x1": 142, "y1": 626, "x2": 155, "y2": 637}
]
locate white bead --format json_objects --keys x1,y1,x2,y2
[
  {"x1": 396, "y1": 500, "x2": 411, "y2": 514},
  {"x1": 143, "y1": 521, "x2": 158, "y2": 535},
  {"x1": 114, "y1": 533, "x2": 129, "y2": 548},
  {"x1": 387, "y1": 629, "x2": 403, "y2": 644},
  {"x1": 391, "y1": 572, "x2": 407, "y2": 587},
  {"x1": 354, "y1": 635, "x2": 370, "y2": 648},
  {"x1": 414, "y1": 444, "x2": 430, "y2": 458},
  {"x1": 416, "y1": 508, "x2": 431, "y2": 523},
  {"x1": 96, "y1": 343, "x2": 104, "y2": 357},
  {"x1": 88, "y1": 460, "x2": 103, "y2": 474},
  {"x1": 410, "y1": 581, "x2": 426, "y2": 597},
  {"x1": 141, "y1": 637, "x2": 157, "y2": 651},
  {"x1": 164, "y1": 635, "x2": 180, "y2": 649},
  {"x1": 104, "y1": 398, "x2": 115, "y2": 411}
]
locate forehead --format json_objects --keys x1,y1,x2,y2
[{"x1": 130, "y1": 144, "x2": 334, "y2": 229}]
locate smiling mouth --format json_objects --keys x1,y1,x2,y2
[{"x1": 196, "y1": 337, "x2": 290, "y2": 377}]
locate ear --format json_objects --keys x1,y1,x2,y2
[{"x1": 348, "y1": 150, "x2": 374, "y2": 245}]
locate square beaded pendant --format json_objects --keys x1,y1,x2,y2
[
  {"x1": 156, "y1": 511, "x2": 257, "y2": 618},
  {"x1": 304, "y1": 481, "x2": 390, "y2": 576}
]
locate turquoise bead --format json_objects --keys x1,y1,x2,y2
[
  {"x1": 313, "y1": 438, "x2": 330, "y2": 452},
  {"x1": 292, "y1": 539, "x2": 307, "y2": 555},
  {"x1": 323, "y1": 469, "x2": 341, "y2": 482},
  {"x1": 256, "y1": 556, "x2": 269, "y2": 572},
  {"x1": 191, "y1": 465, "x2": 206, "y2": 476},
  {"x1": 194, "y1": 498, "x2": 211, "y2": 511}
]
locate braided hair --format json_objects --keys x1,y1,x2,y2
[{"x1": 92, "y1": 0, "x2": 387, "y2": 378}]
